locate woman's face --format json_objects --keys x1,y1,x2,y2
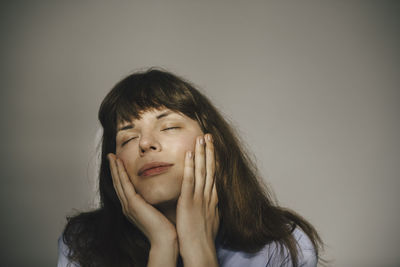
[{"x1": 115, "y1": 107, "x2": 204, "y2": 206}]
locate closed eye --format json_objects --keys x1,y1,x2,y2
[
  {"x1": 121, "y1": 137, "x2": 138, "y2": 146},
  {"x1": 121, "y1": 127, "x2": 180, "y2": 146},
  {"x1": 162, "y1": 127, "x2": 180, "y2": 131}
]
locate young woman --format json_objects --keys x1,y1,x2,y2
[{"x1": 58, "y1": 68, "x2": 326, "y2": 267}]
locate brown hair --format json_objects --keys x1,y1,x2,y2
[{"x1": 62, "y1": 68, "x2": 327, "y2": 266}]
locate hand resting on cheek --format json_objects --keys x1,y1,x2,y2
[{"x1": 107, "y1": 133, "x2": 219, "y2": 267}]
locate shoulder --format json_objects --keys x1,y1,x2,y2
[
  {"x1": 216, "y1": 226, "x2": 317, "y2": 267},
  {"x1": 270, "y1": 227, "x2": 317, "y2": 267},
  {"x1": 57, "y1": 235, "x2": 80, "y2": 267}
]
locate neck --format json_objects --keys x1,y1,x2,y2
[{"x1": 155, "y1": 200, "x2": 177, "y2": 225}]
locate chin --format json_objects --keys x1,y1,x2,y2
[
  {"x1": 139, "y1": 179, "x2": 181, "y2": 206},
  {"x1": 143, "y1": 190, "x2": 180, "y2": 206}
]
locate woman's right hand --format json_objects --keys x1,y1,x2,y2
[{"x1": 107, "y1": 153, "x2": 178, "y2": 246}]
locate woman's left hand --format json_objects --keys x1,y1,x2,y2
[{"x1": 176, "y1": 133, "x2": 220, "y2": 267}]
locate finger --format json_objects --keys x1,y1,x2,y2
[
  {"x1": 116, "y1": 158, "x2": 156, "y2": 221},
  {"x1": 194, "y1": 135, "x2": 206, "y2": 197},
  {"x1": 117, "y1": 159, "x2": 156, "y2": 212},
  {"x1": 108, "y1": 154, "x2": 128, "y2": 209},
  {"x1": 117, "y1": 159, "x2": 141, "y2": 204},
  {"x1": 181, "y1": 150, "x2": 195, "y2": 200},
  {"x1": 116, "y1": 158, "x2": 146, "y2": 211},
  {"x1": 204, "y1": 134, "x2": 215, "y2": 201},
  {"x1": 211, "y1": 177, "x2": 218, "y2": 208}
]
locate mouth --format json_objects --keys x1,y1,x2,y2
[{"x1": 139, "y1": 165, "x2": 174, "y2": 177}]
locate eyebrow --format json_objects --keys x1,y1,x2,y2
[{"x1": 117, "y1": 111, "x2": 175, "y2": 134}]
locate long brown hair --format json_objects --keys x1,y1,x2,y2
[{"x1": 62, "y1": 68, "x2": 326, "y2": 266}]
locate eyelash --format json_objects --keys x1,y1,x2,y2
[
  {"x1": 163, "y1": 126, "x2": 180, "y2": 131},
  {"x1": 121, "y1": 127, "x2": 181, "y2": 146}
]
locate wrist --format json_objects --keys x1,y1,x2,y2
[
  {"x1": 149, "y1": 230, "x2": 178, "y2": 247},
  {"x1": 148, "y1": 239, "x2": 179, "y2": 267},
  {"x1": 181, "y1": 240, "x2": 218, "y2": 267},
  {"x1": 150, "y1": 235, "x2": 179, "y2": 252}
]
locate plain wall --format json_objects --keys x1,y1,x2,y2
[{"x1": 1, "y1": 1, "x2": 399, "y2": 266}]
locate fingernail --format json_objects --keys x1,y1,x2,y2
[
  {"x1": 207, "y1": 134, "x2": 213, "y2": 142},
  {"x1": 187, "y1": 151, "x2": 193, "y2": 159},
  {"x1": 199, "y1": 137, "x2": 204, "y2": 145}
]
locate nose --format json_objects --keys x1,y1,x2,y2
[{"x1": 139, "y1": 133, "x2": 161, "y2": 156}]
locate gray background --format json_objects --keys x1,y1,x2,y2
[{"x1": 1, "y1": 1, "x2": 399, "y2": 266}]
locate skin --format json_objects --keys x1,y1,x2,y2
[{"x1": 107, "y1": 107, "x2": 219, "y2": 267}]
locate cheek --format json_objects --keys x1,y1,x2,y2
[
  {"x1": 117, "y1": 147, "x2": 136, "y2": 163},
  {"x1": 171, "y1": 135, "x2": 197, "y2": 156},
  {"x1": 165, "y1": 135, "x2": 197, "y2": 176},
  {"x1": 116, "y1": 148, "x2": 138, "y2": 179}
]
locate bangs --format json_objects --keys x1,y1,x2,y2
[
  {"x1": 114, "y1": 91, "x2": 167, "y2": 125},
  {"x1": 99, "y1": 69, "x2": 199, "y2": 136}
]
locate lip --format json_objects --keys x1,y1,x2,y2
[{"x1": 138, "y1": 162, "x2": 174, "y2": 177}]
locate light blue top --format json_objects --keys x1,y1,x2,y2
[{"x1": 57, "y1": 227, "x2": 317, "y2": 267}]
